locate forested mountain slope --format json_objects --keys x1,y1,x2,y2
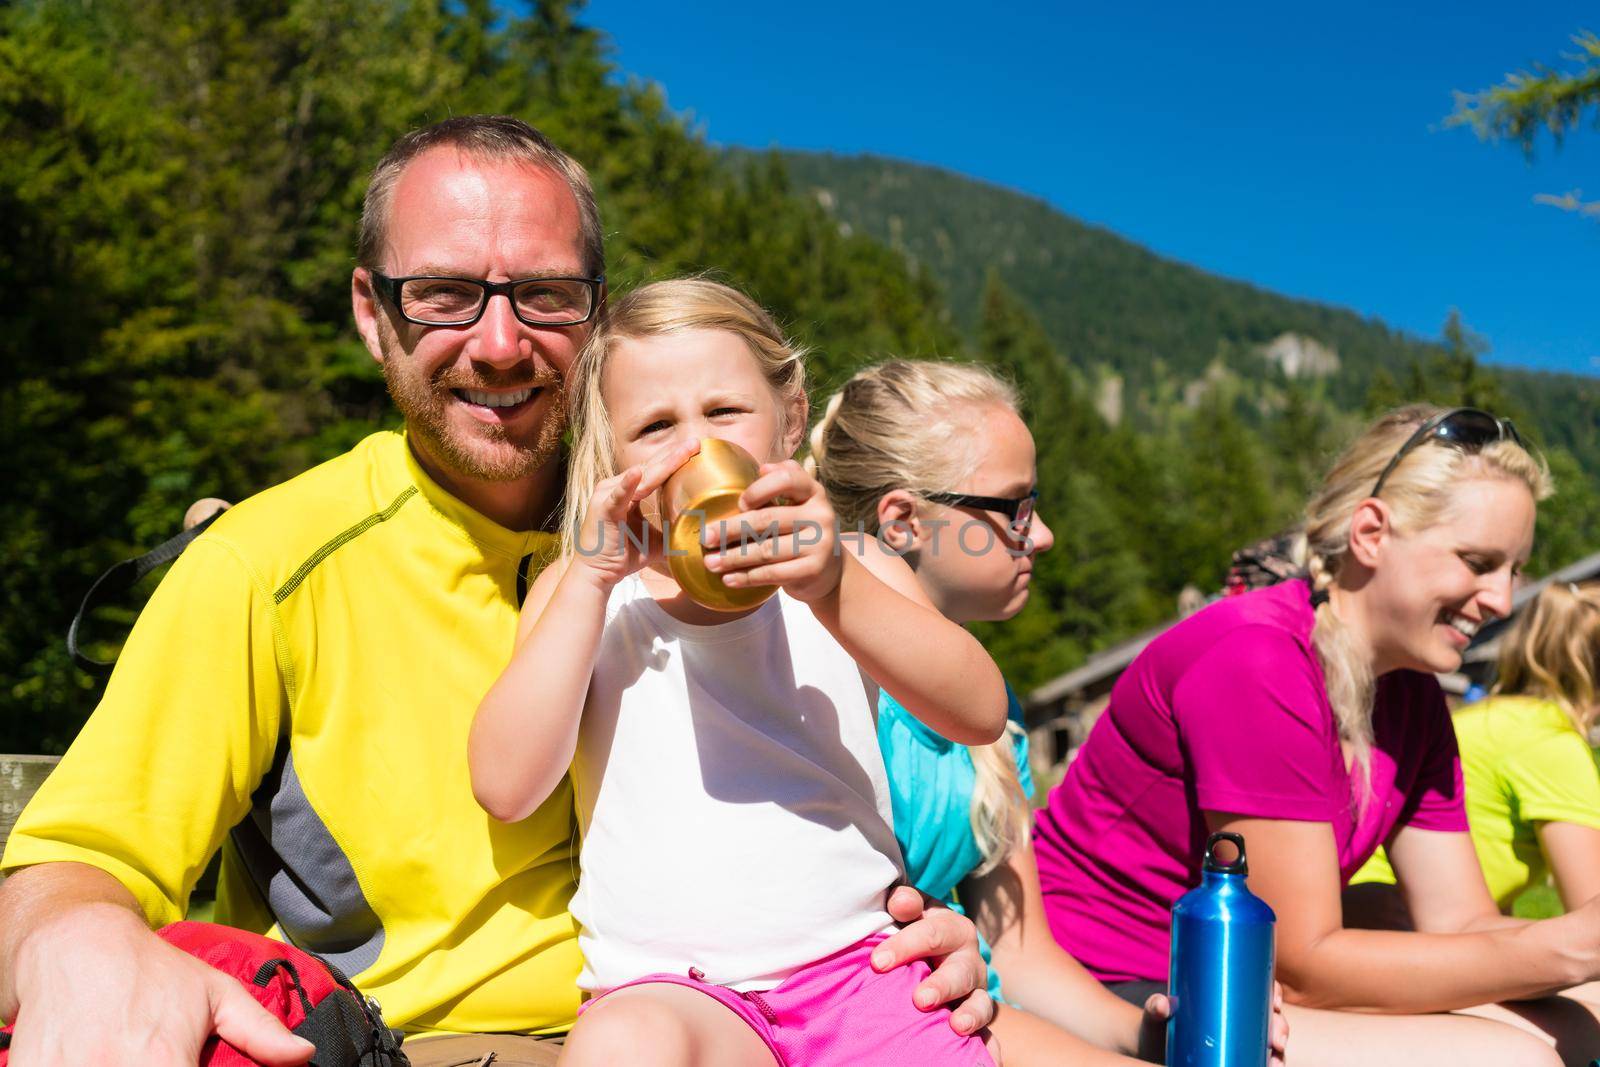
[
  {"x1": 760, "y1": 150, "x2": 1600, "y2": 681},
  {"x1": 771, "y1": 150, "x2": 1600, "y2": 471}
]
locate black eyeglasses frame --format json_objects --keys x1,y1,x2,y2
[
  {"x1": 369, "y1": 270, "x2": 605, "y2": 328},
  {"x1": 1370, "y1": 407, "x2": 1524, "y2": 499}
]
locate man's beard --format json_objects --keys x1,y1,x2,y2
[{"x1": 380, "y1": 344, "x2": 568, "y2": 483}]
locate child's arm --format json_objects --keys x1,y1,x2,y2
[
  {"x1": 470, "y1": 441, "x2": 699, "y2": 822},
  {"x1": 704, "y1": 460, "x2": 1005, "y2": 745},
  {"x1": 469, "y1": 556, "x2": 606, "y2": 822},
  {"x1": 818, "y1": 550, "x2": 1006, "y2": 744}
]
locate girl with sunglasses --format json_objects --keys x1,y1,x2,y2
[
  {"x1": 1350, "y1": 579, "x2": 1600, "y2": 920},
  {"x1": 809, "y1": 359, "x2": 1287, "y2": 1066},
  {"x1": 1032, "y1": 404, "x2": 1600, "y2": 1065}
]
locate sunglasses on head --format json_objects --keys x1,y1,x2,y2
[
  {"x1": 923, "y1": 488, "x2": 1039, "y2": 537},
  {"x1": 1370, "y1": 408, "x2": 1524, "y2": 499}
]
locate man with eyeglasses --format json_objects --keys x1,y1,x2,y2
[{"x1": 0, "y1": 116, "x2": 995, "y2": 1065}]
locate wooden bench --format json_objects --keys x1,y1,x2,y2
[{"x1": 0, "y1": 755, "x2": 61, "y2": 881}]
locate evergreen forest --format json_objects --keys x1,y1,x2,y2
[{"x1": 3, "y1": 0, "x2": 1597, "y2": 753}]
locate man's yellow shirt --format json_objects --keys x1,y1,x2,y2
[{"x1": 2, "y1": 431, "x2": 581, "y2": 1035}]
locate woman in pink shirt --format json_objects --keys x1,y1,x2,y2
[{"x1": 1034, "y1": 405, "x2": 1600, "y2": 1066}]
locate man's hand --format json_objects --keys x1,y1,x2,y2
[
  {"x1": 7, "y1": 898, "x2": 313, "y2": 1066},
  {"x1": 875, "y1": 885, "x2": 996, "y2": 1038}
]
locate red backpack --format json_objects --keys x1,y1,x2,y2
[{"x1": 0, "y1": 921, "x2": 408, "y2": 1066}]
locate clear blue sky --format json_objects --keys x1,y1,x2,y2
[{"x1": 586, "y1": 0, "x2": 1599, "y2": 376}]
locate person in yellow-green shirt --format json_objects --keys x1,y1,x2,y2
[
  {"x1": 1350, "y1": 580, "x2": 1600, "y2": 919},
  {"x1": 0, "y1": 116, "x2": 995, "y2": 1067}
]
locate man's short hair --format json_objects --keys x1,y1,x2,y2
[{"x1": 357, "y1": 115, "x2": 604, "y2": 277}]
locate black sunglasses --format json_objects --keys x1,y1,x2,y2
[
  {"x1": 923, "y1": 489, "x2": 1039, "y2": 536},
  {"x1": 1370, "y1": 408, "x2": 1524, "y2": 499}
]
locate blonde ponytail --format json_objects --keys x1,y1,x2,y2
[
  {"x1": 801, "y1": 389, "x2": 848, "y2": 480},
  {"x1": 967, "y1": 721, "x2": 1032, "y2": 876},
  {"x1": 1303, "y1": 552, "x2": 1377, "y2": 797}
]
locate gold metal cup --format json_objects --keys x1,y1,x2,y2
[{"x1": 660, "y1": 438, "x2": 778, "y2": 612}]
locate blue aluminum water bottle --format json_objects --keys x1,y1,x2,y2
[{"x1": 1166, "y1": 831, "x2": 1276, "y2": 1067}]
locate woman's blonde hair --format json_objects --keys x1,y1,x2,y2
[
  {"x1": 809, "y1": 359, "x2": 1029, "y2": 875},
  {"x1": 561, "y1": 278, "x2": 809, "y2": 553},
  {"x1": 1302, "y1": 404, "x2": 1552, "y2": 797},
  {"x1": 1492, "y1": 581, "x2": 1600, "y2": 735}
]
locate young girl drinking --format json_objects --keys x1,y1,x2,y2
[
  {"x1": 1034, "y1": 405, "x2": 1600, "y2": 1066},
  {"x1": 470, "y1": 280, "x2": 1006, "y2": 1067},
  {"x1": 1351, "y1": 579, "x2": 1600, "y2": 916},
  {"x1": 809, "y1": 359, "x2": 1286, "y2": 1067}
]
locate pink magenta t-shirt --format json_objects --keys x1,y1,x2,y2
[{"x1": 1032, "y1": 579, "x2": 1466, "y2": 982}]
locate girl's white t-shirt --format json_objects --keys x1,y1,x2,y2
[{"x1": 569, "y1": 572, "x2": 905, "y2": 992}]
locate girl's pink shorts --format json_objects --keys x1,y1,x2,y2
[{"x1": 578, "y1": 932, "x2": 994, "y2": 1067}]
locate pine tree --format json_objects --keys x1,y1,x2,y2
[
  {"x1": 968, "y1": 276, "x2": 1158, "y2": 688},
  {"x1": 1451, "y1": 29, "x2": 1600, "y2": 219},
  {"x1": 1435, "y1": 309, "x2": 1513, "y2": 414}
]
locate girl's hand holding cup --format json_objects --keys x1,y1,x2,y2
[
  {"x1": 702, "y1": 458, "x2": 843, "y2": 604},
  {"x1": 573, "y1": 439, "x2": 700, "y2": 591}
]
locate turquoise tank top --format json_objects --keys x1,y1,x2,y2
[{"x1": 878, "y1": 683, "x2": 1034, "y2": 1002}]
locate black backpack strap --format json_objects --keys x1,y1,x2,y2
[
  {"x1": 302, "y1": 953, "x2": 409, "y2": 1066},
  {"x1": 254, "y1": 958, "x2": 317, "y2": 1017},
  {"x1": 67, "y1": 509, "x2": 224, "y2": 677}
]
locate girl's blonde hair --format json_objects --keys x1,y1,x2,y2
[
  {"x1": 1302, "y1": 405, "x2": 1551, "y2": 797},
  {"x1": 1492, "y1": 581, "x2": 1600, "y2": 735},
  {"x1": 561, "y1": 278, "x2": 809, "y2": 553},
  {"x1": 809, "y1": 359, "x2": 1029, "y2": 876}
]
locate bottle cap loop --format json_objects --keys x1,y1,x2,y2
[{"x1": 1203, "y1": 830, "x2": 1248, "y2": 875}]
